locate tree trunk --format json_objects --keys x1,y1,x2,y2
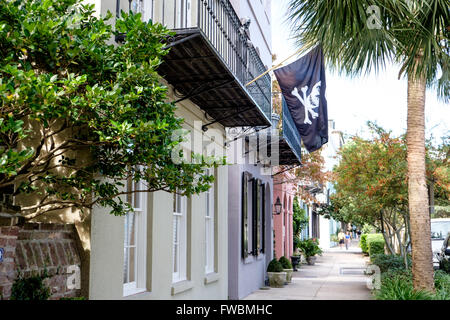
[{"x1": 407, "y1": 71, "x2": 435, "y2": 292}]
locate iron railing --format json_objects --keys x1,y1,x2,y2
[
  {"x1": 282, "y1": 97, "x2": 302, "y2": 162},
  {"x1": 117, "y1": 0, "x2": 272, "y2": 123},
  {"x1": 161, "y1": 0, "x2": 272, "y2": 122}
]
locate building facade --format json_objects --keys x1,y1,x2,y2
[
  {"x1": 5, "y1": 0, "x2": 274, "y2": 300},
  {"x1": 272, "y1": 170, "x2": 296, "y2": 259}
]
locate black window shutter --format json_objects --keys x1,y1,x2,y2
[
  {"x1": 242, "y1": 172, "x2": 249, "y2": 259},
  {"x1": 252, "y1": 178, "x2": 258, "y2": 256},
  {"x1": 261, "y1": 183, "x2": 265, "y2": 253}
]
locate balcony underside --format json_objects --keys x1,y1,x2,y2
[
  {"x1": 158, "y1": 28, "x2": 271, "y2": 128},
  {"x1": 278, "y1": 138, "x2": 302, "y2": 165}
]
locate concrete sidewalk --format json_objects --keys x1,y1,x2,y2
[{"x1": 244, "y1": 241, "x2": 373, "y2": 300}]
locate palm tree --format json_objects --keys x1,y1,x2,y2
[{"x1": 286, "y1": 0, "x2": 448, "y2": 292}]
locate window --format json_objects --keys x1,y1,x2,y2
[
  {"x1": 205, "y1": 169, "x2": 215, "y2": 274},
  {"x1": 174, "y1": 0, "x2": 191, "y2": 28},
  {"x1": 173, "y1": 192, "x2": 187, "y2": 282},
  {"x1": 128, "y1": 0, "x2": 154, "y2": 21},
  {"x1": 123, "y1": 178, "x2": 147, "y2": 296}
]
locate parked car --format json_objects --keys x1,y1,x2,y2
[
  {"x1": 437, "y1": 232, "x2": 450, "y2": 272},
  {"x1": 431, "y1": 218, "x2": 450, "y2": 268}
]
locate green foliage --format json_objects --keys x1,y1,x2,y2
[
  {"x1": 375, "y1": 269, "x2": 450, "y2": 300},
  {"x1": 287, "y1": 0, "x2": 449, "y2": 101},
  {"x1": 11, "y1": 270, "x2": 51, "y2": 300},
  {"x1": 278, "y1": 256, "x2": 292, "y2": 269},
  {"x1": 0, "y1": 0, "x2": 220, "y2": 217},
  {"x1": 375, "y1": 269, "x2": 433, "y2": 300},
  {"x1": 434, "y1": 270, "x2": 450, "y2": 300},
  {"x1": 370, "y1": 254, "x2": 411, "y2": 273},
  {"x1": 292, "y1": 196, "x2": 308, "y2": 237},
  {"x1": 440, "y1": 257, "x2": 450, "y2": 273},
  {"x1": 59, "y1": 296, "x2": 86, "y2": 300},
  {"x1": 361, "y1": 224, "x2": 375, "y2": 234},
  {"x1": 360, "y1": 234, "x2": 368, "y2": 254},
  {"x1": 296, "y1": 238, "x2": 323, "y2": 258},
  {"x1": 368, "y1": 234, "x2": 385, "y2": 256},
  {"x1": 267, "y1": 258, "x2": 284, "y2": 273}
]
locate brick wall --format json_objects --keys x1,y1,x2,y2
[{"x1": 0, "y1": 222, "x2": 82, "y2": 300}]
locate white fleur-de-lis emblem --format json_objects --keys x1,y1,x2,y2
[{"x1": 291, "y1": 81, "x2": 321, "y2": 125}]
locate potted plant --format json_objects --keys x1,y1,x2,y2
[
  {"x1": 297, "y1": 238, "x2": 323, "y2": 265},
  {"x1": 266, "y1": 258, "x2": 286, "y2": 288},
  {"x1": 278, "y1": 256, "x2": 293, "y2": 283},
  {"x1": 290, "y1": 251, "x2": 301, "y2": 271}
]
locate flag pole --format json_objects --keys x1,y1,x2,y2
[{"x1": 245, "y1": 45, "x2": 307, "y2": 87}]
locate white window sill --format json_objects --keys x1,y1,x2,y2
[
  {"x1": 171, "y1": 280, "x2": 194, "y2": 295},
  {"x1": 204, "y1": 272, "x2": 220, "y2": 285},
  {"x1": 123, "y1": 287, "x2": 147, "y2": 297}
]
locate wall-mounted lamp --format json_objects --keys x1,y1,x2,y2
[{"x1": 273, "y1": 197, "x2": 282, "y2": 215}]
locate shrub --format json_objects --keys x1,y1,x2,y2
[
  {"x1": 366, "y1": 234, "x2": 385, "y2": 256},
  {"x1": 374, "y1": 268, "x2": 450, "y2": 300},
  {"x1": 360, "y1": 234, "x2": 368, "y2": 253},
  {"x1": 370, "y1": 254, "x2": 411, "y2": 273},
  {"x1": 296, "y1": 238, "x2": 323, "y2": 257},
  {"x1": 279, "y1": 256, "x2": 292, "y2": 269},
  {"x1": 434, "y1": 270, "x2": 450, "y2": 300},
  {"x1": 11, "y1": 271, "x2": 51, "y2": 300},
  {"x1": 368, "y1": 239, "x2": 385, "y2": 256},
  {"x1": 375, "y1": 269, "x2": 433, "y2": 300},
  {"x1": 267, "y1": 259, "x2": 284, "y2": 272}
]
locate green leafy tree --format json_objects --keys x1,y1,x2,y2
[
  {"x1": 287, "y1": 0, "x2": 448, "y2": 292},
  {"x1": 332, "y1": 123, "x2": 410, "y2": 263},
  {"x1": 0, "y1": 0, "x2": 218, "y2": 219}
]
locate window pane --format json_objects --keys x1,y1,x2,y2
[
  {"x1": 173, "y1": 215, "x2": 179, "y2": 274},
  {"x1": 173, "y1": 243, "x2": 178, "y2": 274},
  {"x1": 129, "y1": 247, "x2": 136, "y2": 283},
  {"x1": 128, "y1": 212, "x2": 136, "y2": 246},
  {"x1": 206, "y1": 191, "x2": 210, "y2": 217},
  {"x1": 133, "y1": 181, "x2": 140, "y2": 209},
  {"x1": 123, "y1": 248, "x2": 129, "y2": 283}
]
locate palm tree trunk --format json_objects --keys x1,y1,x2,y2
[{"x1": 407, "y1": 71, "x2": 435, "y2": 292}]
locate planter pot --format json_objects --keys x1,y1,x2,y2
[
  {"x1": 306, "y1": 256, "x2": 317, "y2": 265},
  {"x1": 290, "y1": 256, "x2": 301, "y2": 271},
  {"x1": 267, "y1": 272, "x2": 287, "y2": 288},
  {"x1": 283, "y1": 269, "x2": 293, "y2": 283}
]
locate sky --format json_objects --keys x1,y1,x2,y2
[{"x1": 271, "y1": 0, "x2": 449, "y2": 145}]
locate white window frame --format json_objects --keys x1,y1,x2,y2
[
  {"x1": 205, "y1": 169, "x2": 215, "y2": 274},
  {"x1": 173, "y1": 192, "x2": 187, "y2": 283},
  {"x1": 129, "y1": 0, "x2": 154, "y2": 21},
  {"x1": 123, "y1": 177, "x2": 147, "y2": 297}
]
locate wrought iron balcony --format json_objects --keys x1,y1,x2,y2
[
  {"x1": 118, "y1": 0, "x2": 272, "y2": 128},
  {"x1": 279, "y1": 96, "x2": 302, "y2": 165}
]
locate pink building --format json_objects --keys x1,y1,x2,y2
[{"x1": 273, "y1": 170, "x2": 297, "y2": 259}]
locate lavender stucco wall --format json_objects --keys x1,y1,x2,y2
[{"x1": 227, "y1": 164, "x2": 273, "y2": 300}]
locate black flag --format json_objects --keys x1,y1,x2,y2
[{"x1": 274, "y1": 46, "x2": 328, "y2": 152}]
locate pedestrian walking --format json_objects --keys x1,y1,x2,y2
[
  {"x1": 345, "y1": 231, "x2": 351, "y2": 250},
  {"x1": 338, "y1": 230, "x2": 345, "y2": 249}
]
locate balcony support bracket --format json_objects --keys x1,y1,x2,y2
[
  {"x1": 201, "y1": 106, "x2": 255, "y2": 132},
  {"x1": 163, "y1": 33, "x2": 201, "y2": 50},
  {"x1": 173, "y1": 79, "x2": 234, "y2": 104}
]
